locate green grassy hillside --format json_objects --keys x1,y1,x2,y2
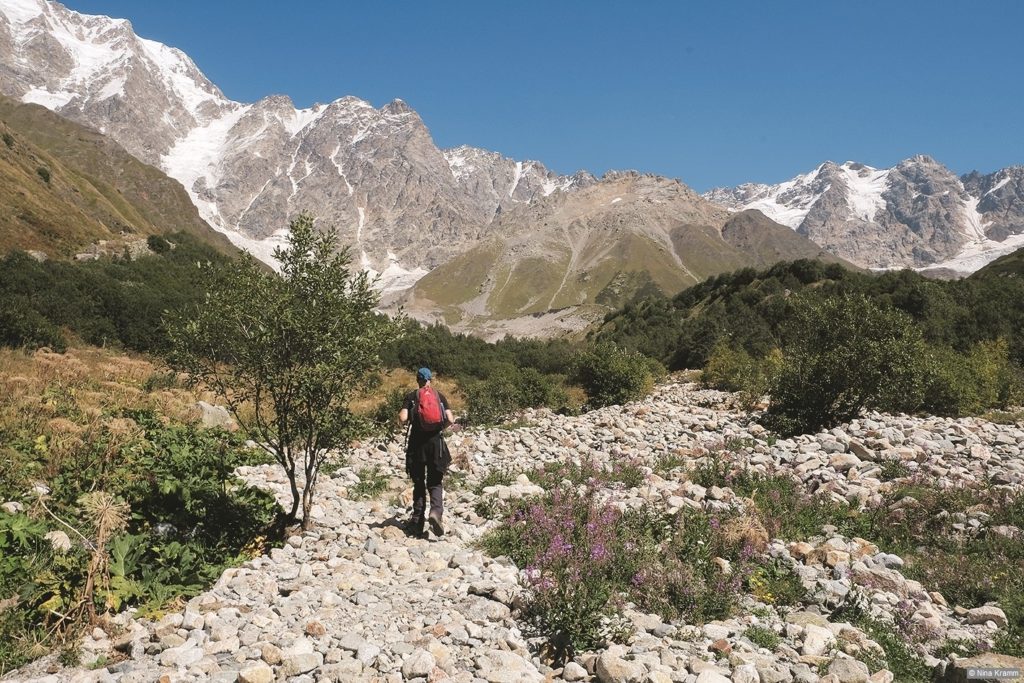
[
  {"x1": 973, "y1": 246, "x2": 1024, "y2": 279},
  {"x1": 0, "y1": 96, "x2": 236, "y2": 258}
]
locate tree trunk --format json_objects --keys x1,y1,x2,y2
[
  {"x1": 301, "y1": 485, "x2": 313, "y2": 530},
  {"x1": 285, "y1": 461, "x2": 300, "y2": 525}
]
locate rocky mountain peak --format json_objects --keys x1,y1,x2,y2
[
  {"x1": 0, "y1": 0, "x2": 597, "y2": 283},
  {"x1": 706, "y1": 156, "x2": 1024, "y2": 273},
  {"x1": 382, "y1": 98, "x2": 413, "y2": 115}
]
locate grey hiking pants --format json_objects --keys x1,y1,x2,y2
[{"x1": 406, "y1": 433, "x2": 448, "y2": 520}]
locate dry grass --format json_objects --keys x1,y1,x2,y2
[
  {"x1": 0, "y1": 345, "x2": 202, "y2": 442},
  {"x1": 721, "y1": 511, "x2": 770, "y2": 554},
  {"x1": 348, "y1": 368, "x2": 467, "y2": 416}
]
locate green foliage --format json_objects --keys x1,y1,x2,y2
[
  {"x1": 479, "y1": 476, "x2": 800, "y2": 659},
  {"x1": 702, "y1": 343, "x2": 782, "y2": 408},
  {"x1": 0, "y1": 296, "x2": 67, "y2": 351},
  {"x1": 533, "y1": 458, "x2": 646, "y2": 491},
  {"x1": 878, "y1": 458, "x2": 910, "y2": 481},
  {"x1": 0, "y1": 234, "x2": 232, "y2": 353},
  {"x1": 165, "y1": 212, "x2": 402, "y2": 529},
  {"x1": 2, "y1": 132, "x2": 13, "y2": 149},
  {"x1": 922, "y1": 339, "x2": 1024, "y2": 416},
  {"x1": 763, "y1": 295, "x2": 928, "y2": 435},
  {"x1": 575, "y1": 343, "x2": 659, "y2": 408},
  {"x1": 866, "y1": 486, "x2": 1024, "y2": 656},
  {"x1": 746, "y1": 557, "x2": 806, "y2": 606},
  {"x1": 474, "y1": 468, "x2": 517, "y2": 493},
  {"x1": 595, "y1": 259, "x2": 1024, "y2": 372},
  {"x1": 831, "y1": 591, "x2": 932, "y2": 682},
  {"x1": 744, "y1": 624, "x2": 781, "y2": 651},
  {"x1": 35, "y1": 166, "x2": 50, "y2": 184},
  {"x1": 368, "y1": 387, "x2": 407, "y2": 438},
  {"x1": 349, "y1": 466, "x2": 390, "y2": 500},
  {"x1": 0, "y1": 414, "x2": 277, "y2": 670},
  {"x1": 464, "y1": 364, "x2": 568, "y2": 426},
  {"x1": 146, "y1": 235, "x2": 171, "y2": 254}
]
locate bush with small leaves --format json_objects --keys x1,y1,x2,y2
[
  {"x1": 575, "y1": 343, "x2": 659, "y2": 408},
  {"x1": 764, "y1": 295, "x2": 928, "y2": 436}
]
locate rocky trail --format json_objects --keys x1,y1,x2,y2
[{"x1": 7, "y1": 381, "x2": 1024, "y2": 683}]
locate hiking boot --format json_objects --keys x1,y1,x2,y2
[
  {"x1": 405, "y1": 517, "x2": 424, "y2": 537},
  {"x1": 428, "y1": 510, "x2": 444, "y2": 537}
]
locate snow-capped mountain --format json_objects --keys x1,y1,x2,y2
[
  {"x1": 0, "y1": 0, "x2": 590, "y2": 288},
  {"x1": 705, "y1": 157, "x2": 1024, "y2": 274}
]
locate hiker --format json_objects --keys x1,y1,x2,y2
[{"x1": 398, "y1": 367, "x2": 456, "y2": 537}]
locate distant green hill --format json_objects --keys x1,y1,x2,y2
[
  {"x1": 972, "y1": 246, "x2": 1024, "y2": 279},
  {"x1": 592, "y1": 259, "x2": 1024, "y2": 370},
  {"x1": 402, "y1": 173, "x2": 849, "y2": 337},
  {"x1": 0, "y1": 95, "x2": 236, "y2": 259}
]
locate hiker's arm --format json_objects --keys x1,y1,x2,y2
[{"x1": 444, "y1": 408, "x2": 456, "y2": 425}]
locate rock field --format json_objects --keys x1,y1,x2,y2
[{"x1": 7, "y1": 380, "x2": 1024, "y2": 683}]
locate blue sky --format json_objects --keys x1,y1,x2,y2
[{"x1": 65, "y1": 0, "x2": 1024, "y2": 191}]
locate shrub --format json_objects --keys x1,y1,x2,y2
[
  {"x1": 575, "y1": 343, "x2": 658, "y2": 408},
  {"x1": 2, "y1": 132, "x2": 14, "y2": 148},
  {"x1": 744, "y1": 624, "x2": 781, "y2": 650},
  {"x1": 703, "y1": 343, "x2": 782, "y2": 408},
  {"x1": 480, "y1": 483, "x2": 793, "y2": 659},
  {"x1": 349, "y1": 466, "x2": 390, "y2": 500},
  {"x1": 464, "y1": 364, "x2": 568, "y2": 426},
  {"x1": 0, "y1": 412, "x2": 278, "y2": 669},
  {"x1": 146, "y1": 235, "x2": 171, "y2": 254},
  {"x1": 369, "y1": 387, "x2": 407, "y2": 438},
  {"x1": 763, "y1": 295, "x2": 927, "y2": 436},
  {"x1": 921, "y1": 339, "x2": 1024, "y2": 417},
  {"x1": 36, "y1": 166, "x2": 50, "y2": 184},
  {"x1": 474, "y1": 468, "x2": 517, "y2": 494},
  {"x1": 0, "y1": 298, "x2": 66, "y2": 351}
]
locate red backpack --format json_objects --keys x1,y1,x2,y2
[{"x1": 416, "y1": 386, "x2": 444, "y2": 431}]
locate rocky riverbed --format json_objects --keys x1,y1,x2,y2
[{"x1": 6, "y1": 380, "x2": 1024, "y2": 683}]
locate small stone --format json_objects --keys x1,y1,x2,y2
[
  {"x1": 803, "y1": 624, "x2": 837, "y2": 657},
  {"x1": 238, "y1": 662, "x2": 274, "y2": 683},
  {"x1": 337, "y1": 632, "x2": 365, "y2": 652},
  {"x1": 261, "y1": 643, "x2": 282, "y2": 665},
  {"x1": 702, "y1": 623, "x2": 731, "y2": 641},
  {"x1": 965, "y1": 605, "x2": 1008, "y2": 628},
  {"x1": 280, "y1": 651, "x2": 324, "y2": 676},
  {"x1": 596, "y1": 651, "x2": 646, "y2": 682},
  {"x1": 939, "y1": 653, "x2": 1024, "y2": 683},
  {"x1": 694, "y1": 671, "x2": 731, "y2": 683},
  {"x1": 828, "y1": 656, "x2": 870, "y2": 683},
  {"x1": 644, "y1": 672, "x2": 672, "y2": 683},
  {"x1": 357, "y1": 642, "x2": 381, "y2": 666},
  {"x1": 305, "y1": 620, "x2": 326, "y2": 637},
  {"x1": 789, "y1": 542, "x2": 815, "y2": 562},
  {"x1": 563, "y1": 661, "x2": 588, "y2": 681},
  {"x1": 732, "y1": 663, "x2": 759, "y2": 683},
  {"x1": 402, "y1": 649, "x2": 436, "y2": 679},
  {"x1": 709, "y1": 639, "x2": 731, "y2": 656},
  {"x1": 159, "y1": 642, "x2": 203, "y2": 668}
]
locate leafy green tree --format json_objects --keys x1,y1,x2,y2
[
  {"x1": 764, "y1": 295, "x2": 927, "y2": 435},
  {"x1": 165, "y1": 212, "x2": 401, "y2": 529}
]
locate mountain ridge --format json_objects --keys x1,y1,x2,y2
[
  {"x1": 704, "y1": 157, "x2": 1024, "y2": 275},
  {"x1": 0, "y1": 93, "x2": 236, "y2": 258}
]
